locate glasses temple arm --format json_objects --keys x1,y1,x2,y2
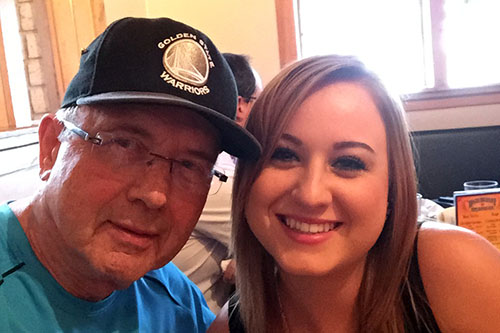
[
  {"x1": 213, "y1": 169, "x2": 228, "y2": 183},
  {"x1": 59, "y1": 119, "x2": 102, "y2": 145}
]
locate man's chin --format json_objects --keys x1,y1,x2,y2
[
  {"x1": 100, "y1": 267, "x2": 146, "y2": 290},
  {"x1": 97, "y1": 258, "x2": 154, "y2": 289},
  {"x1": 88, "y1": 251, "x2": 172, "y2": 290}
]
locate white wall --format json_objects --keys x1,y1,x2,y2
[
  {"x1": 103, "y1": 0, "x2": 281, "y2": 85},
  {"x1": 102, "y1": 0, "x2": 500, "y2": 131}
]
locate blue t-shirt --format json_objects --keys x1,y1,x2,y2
[{"x1": 0, "y1": 204, "x2": 215, "y2": 332}]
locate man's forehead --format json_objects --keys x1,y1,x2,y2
[
  {"x1": 80, "y1": 104, "x2": 221, "y2": 148},
  {"x1": 82, "y1": 104, "x2": 213, "y2": 129}
]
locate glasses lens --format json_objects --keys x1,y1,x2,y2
[
  {"x1": 89, "y1": 133, "x2": 147, "y2": 165},
  {"x1": 86, "y1": 131, "x2": 220, "y2": 197},
  {"x1": 168, "y1": 159, "x2": 215, "y2": 195}
]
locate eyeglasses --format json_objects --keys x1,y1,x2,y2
[
  {"x1": 245, "y1": 96, "x2": 257, "y2": 103},
  {"x1": 59, "y1": 119, "x2": 227, "y2": 196}
]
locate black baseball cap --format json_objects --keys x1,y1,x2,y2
[{"x1": 62, "y1": 17, "x2": 261, "y2": 160}]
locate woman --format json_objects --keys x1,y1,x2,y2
[{"x1": 209, "y1": 55, "x2": 500, "y2": 332}]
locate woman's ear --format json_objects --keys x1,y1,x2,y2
[{"x1": 38, "y1": 114, "x2": 63, "y2": 181}]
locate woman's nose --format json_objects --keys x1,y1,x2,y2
[{"x1": 291, "y1": 162, "x2": 332, "y2": 208}]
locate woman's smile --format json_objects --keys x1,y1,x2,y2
[
  {"x1": 278, "y1": 214, "x2": 341, "y2": 234},
  {"x1": 277, "y1": 214, "x2": 343, "y2": 245}
]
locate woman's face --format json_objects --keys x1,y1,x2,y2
[{"x1": 245, "y1": 82, "x2": 389, "y2": 277}]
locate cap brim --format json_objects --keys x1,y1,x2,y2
[{"x1": 77, "y1": 91, "x2": 261, "y2": 160}]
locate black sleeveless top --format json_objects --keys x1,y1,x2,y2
[{"x1": 228, "y1": 227, "x2": 441, "y2": 332}]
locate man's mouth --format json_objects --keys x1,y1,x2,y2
[
  {"x1": 277, "y1": 215, "x2": 342, "y2": 234},
  {"x1": 106, "y1": 219, "x2": 158, "y2": 251},
  {"x1": 111, "y1": 220, "x2": 156, "y2": 237}
]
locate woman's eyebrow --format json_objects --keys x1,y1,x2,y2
[
  {"x1": 333, "y1": 141, "x2": 375, "y2": 153},
  {"x1": 281, "y1": 133, "x2": 374, "y2": 153},
  {"x1": 281, "y1": 133, "x2": 302, "y2": 146}
]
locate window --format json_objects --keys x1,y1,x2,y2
[
  {"x1": 299, "y1": 0, "x2": 428, "y2": 94},
  {"x1": 442, "y1": 0, "x2": 500, "y2": 89},
  {"x1": 0, "y1": 0, "x2": 105, "y2": 132},
  {"x1": 276, "y1": 0, "x2": 500, "y2": 107}
]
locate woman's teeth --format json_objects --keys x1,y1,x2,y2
[{"x1": 284, "y1": 217, "x2": 339, "y2": 234}]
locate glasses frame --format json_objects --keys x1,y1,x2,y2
[{"x1": 58, "y1": 118, "x2": 228, "y2": 193}]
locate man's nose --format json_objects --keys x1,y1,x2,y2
[{"x1": 126, "y1": 162, "x2": 170, "y2": 209}]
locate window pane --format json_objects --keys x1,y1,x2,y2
[
  {"x1": 298, "y1": 0, "x2": 428, "y2": 94},
  {"x1": 443, "y1": 0, "x2": 500, "y2": 88}
]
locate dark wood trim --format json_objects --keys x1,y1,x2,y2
[
  {"x1": 274, "y1": 0, "x2": 298, "y2": 68},
  {"x1": 91, "y1": 0, "x2": 106, "y2": 36}
]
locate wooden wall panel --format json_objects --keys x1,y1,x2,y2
[
  {"x1": 91, "y1": 0, "x2": 106, "y2": 35},
  {"x1": 274, "y1": 0, "x2": 298, "y2": 68},
  {"x1": 47, "y1": 0, "x2": 80, "y2": 91},
  {"x1": 45, "y1": 0, "x2": 106, "y2": 96}
]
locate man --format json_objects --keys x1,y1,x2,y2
[
  {"x1": 172, "y1": 53, "x2": 262, "y2": 311},
  {"x1": 0, "y1": 17, "x2": 260, "y2": 331},
  {"x1": 223, "y1": 53, "x2": 263, "y2": 127}
]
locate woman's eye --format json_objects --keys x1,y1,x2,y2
[
  {"x1": 332, "y1": 156, "x2": 366, "y2": 171},
  {"x1": 270, "y1": 147, "x2": 299, "y2": 162}
]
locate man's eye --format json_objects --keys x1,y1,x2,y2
[
  {"x1": 175, "y1": 159, "x2": 213, "y2": 182},
  {"x1": 178, "y1": 159, "x2": 212, "y2": 174},
  {"x1": 331, "y1": 156, "x2": 366, "y2": 171},
  {"x1": 270, "y1": 147, "x2": 299, "y2": 162},
  {"x1": 109, "y1": 137, "x2": 139, "y2": 149},
  {"x1": 102, "y1": 136, "x2": 146, "y2": 164},
  {"x1": 179, "y1": 160, "x2": 196, "y2": 170}
]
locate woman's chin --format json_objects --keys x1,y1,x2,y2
[
  {"x1": 275, "y1": 253, "x2": 367, "y2": 280},
  {"x1": 276, "y1": 260, "x2": 338, "y2": 278}
]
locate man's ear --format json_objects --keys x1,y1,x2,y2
[
  {"x1": 38, "y1": 114, "x2": 63, "y2": 181},
  {"x1": 236, "y1": 96, "x2": 245, "y2": 114}
]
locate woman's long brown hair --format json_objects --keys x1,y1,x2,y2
[{"x1": 231, "y1": 55, "x2": 418, "y2": 332}]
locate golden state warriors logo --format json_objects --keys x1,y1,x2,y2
[
  {"x1": 158, "y1": 33, "x2": 215, "y2": 95},
  {"x1": 164, "y1": 39, "x2": 208, "y2": 86}
]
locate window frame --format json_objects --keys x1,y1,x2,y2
[
  {"x1": 275, "y1": 0, "x2": 500, "y2": 111},
  {"x1": 0, "y1": 18, "x2": 16, "y2": 130},
  {"x1": 0, "y1": 0, "x2": 106, "y2": 133}
]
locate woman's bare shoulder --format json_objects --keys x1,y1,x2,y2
[
  {"x1": 417, "y1": 222, "x2": 500, "y2": 332},
  {"x1": 207, "y1": 301, "x2": 230, "y2": 333},
  {"x1": 418, "y1": 221, "x2": 500, "y2": 265}
]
